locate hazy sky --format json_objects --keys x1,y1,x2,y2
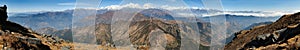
[
  {"x1": 222, "y1": 0, "x2": 300, "y2": 11},
  {"x1": 1, "y1": 0, "x2": 300, "y2": 12}
]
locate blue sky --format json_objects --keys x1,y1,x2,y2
[
  {"x1": 1, "y1": 0, "x2": 300, "y2": 12},
  {"x1": 1, "y1": 0, "x2": 76, "y2": 12}
]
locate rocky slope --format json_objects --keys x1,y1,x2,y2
[
  {"x1": 225, "y1": 12, "x2": 300, "y2": 50},
  {"x1": 0, "y1": 5, "x2": 74, "y2": 50}
]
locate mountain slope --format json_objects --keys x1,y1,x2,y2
[
  {"x1": 36, "y1": 9, "x2": 211, "y2": 50},
  {"x1": 225, "y1": 12, "x2": 300, "y2": 50},
  {"x1": 0, "y1": 5, "x2": 73, "y2": 50},
  {"x1": 127, "y1": 12, "x2": 181, "y2": 49}
]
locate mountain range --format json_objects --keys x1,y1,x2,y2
[{"x1": 5, "y1": 7, "x2": 291, "y2": 50}]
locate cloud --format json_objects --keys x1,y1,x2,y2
[
  {"x1": 102, "y1": 3, "x2": 297, "y2": 17},
  {"x1": 70, "y1": 3, "x2": 299, "y2": 17},
  {"x1": 201, "y1": 11, "x2": 296, "y2": 17},
  {"x1": 100, "y1": 3, "x2": 152, "y2": 10},
  {"x1": 100, "y1": 3, "x2": 195, "y2": 10}
]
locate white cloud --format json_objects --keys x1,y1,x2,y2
[
  {"x1": 161, "y1": 5, "x2": 190, "y2": 10},
  {"x1": 100, "y1": 3, "x2": 195, "y2": 10},
  {"x1": 81, "y1": 3, "x2": 300, "y2": 17},
  {"x1": 200, "y1": 11, "x2": 296, "y2": 17},
  {"x1": 224, "y1": 11, "x2": 280, "y2": 17},
  {"x1": 102, "y1": 3, "x2": 153, "y2": 10},
  {"x1": 103, "y1": 3, "x2": 297, "y2": 17},
  {"x1": 143, "y1": 3, "x2": 155, "y2": 8},
  {"x1": 295, "y1": 10, "x2": 300, "y2": 12}
]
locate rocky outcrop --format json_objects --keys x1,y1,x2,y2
[
  {"x1": 225, "y1": 12, "x2": 300, "y2": 50},
  {"x1": 0, "y1": 5, "x2": 7, "y2": 21}
]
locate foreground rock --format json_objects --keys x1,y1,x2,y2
[{"x1": 225, "y1": 12, "x2": 300, "y2": 50}]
